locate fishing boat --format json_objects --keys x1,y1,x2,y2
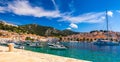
[{"x1": 93, "y1": 10, "x2": 119, "y2": 46}]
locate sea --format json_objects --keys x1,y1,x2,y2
[{"x1": 24, "y1": 42, "x2": 120, "y2": 62}]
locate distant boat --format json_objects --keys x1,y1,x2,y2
[
  {"x1": 0, "y1": 41, "x2": 8, "y2": 45},
  {"x1": 93, "y1": 10, "x2": 119, "y2": 46}
]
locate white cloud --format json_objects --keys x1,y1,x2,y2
[
  {"x1": 69, "y1": 23, "x2": 78, "y2": 29},
  {"x1": 59, "y1": 12, "x2": 105, "y2": 23},
  {"x1": 0, "y1": 7, "x2": 6, "y2": 13},
  {"x1": 107, "y1": 11, "x2": 113, "y2": 17},
  {"x1": 51, "y1": 0, "x2": 59, "y2": 11},
  {"x1": 66, "y1": 27, "x2": 71, "y2": 30},
  {"x1": 101, "y1": 16, "x2": 105, "y2": 19},
  {"x1": 0, "y1": 0, "x2": 113, "y2": 26},
  {"x1": 7, "y1": 1, "x2": 60, "y2": 18},
  {"x1": 69, "y1": 0, "x2": 75, "y2": 13}
]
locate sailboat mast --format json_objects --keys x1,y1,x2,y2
[{"x1": 106, "y1": 10, "x2": 109, "y2": 40}]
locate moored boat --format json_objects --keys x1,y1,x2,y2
[
  {"x1": 49, "y1": 44, "x2": 67, "y2": 50},
  {"x1": 93, "y1": 10, "x2": 119, "y2": 46},
  {"x1": 48, "y1": 42, "x2": 67, "y2": 50},
  {"x1": 93, "y1": 39, "x2": 119, "y2": 46}
]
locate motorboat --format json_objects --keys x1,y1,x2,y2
[
  {"x1": 14, "y1": 43, "x2": 25, "y2": 49},
  {"x1": 48, "y1": 42, "x2": 67, "y2": 50}
]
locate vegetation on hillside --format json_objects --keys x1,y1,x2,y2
[{"x1": 0, "y1": 22, "x2": 78, "y2": 36}]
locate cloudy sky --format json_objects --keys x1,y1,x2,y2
[{"x1": 0, "y1": 0, "x2": 120, "y2": 32}]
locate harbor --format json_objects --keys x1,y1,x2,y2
[
  {"x1": 21, "y1": 42, "x2": 120, "y2": 62},
  {"x1": 1, "y1": 41, "x2": 120, "y2": 62},
  {"x1": 0, "y1": 0, "x2": 120, "y2": 62}
]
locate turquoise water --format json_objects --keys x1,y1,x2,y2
[{"x1": 25, "y1": 42, "x2": 120, "y2": 62}]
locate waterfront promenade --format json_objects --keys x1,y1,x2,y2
[{"x1": 0, "y1": 46, "x2": 90, "y2": 62}]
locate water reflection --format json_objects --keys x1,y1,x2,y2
[{"x1": 25, "y1": 42, "x2": 120, "y2": 62}]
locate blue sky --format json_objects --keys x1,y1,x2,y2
[{"x1": 0, "y1": 0, "x2": 120, "y2": 32}]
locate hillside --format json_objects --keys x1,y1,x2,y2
[
  {"x1": 0, "y1": 21, "x2": 78, "y2": 36},
  {"x1": 19, "y1": 24, "x2": 78, "y2": 36}
]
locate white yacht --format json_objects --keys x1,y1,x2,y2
[{"x1": 48, "y1": 42, "x2": 67, "y2": 50}]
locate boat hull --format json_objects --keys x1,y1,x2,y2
[
  {"x1": 49, "y1": 46, "x2": 67, "y2": 50},
  {"x1": 93, "y1": 40, "x2": 119, "y2": 46}
]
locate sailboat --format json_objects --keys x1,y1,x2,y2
[{"x1": 93, "y1": 10, "x2": 119, "y2": 46}]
